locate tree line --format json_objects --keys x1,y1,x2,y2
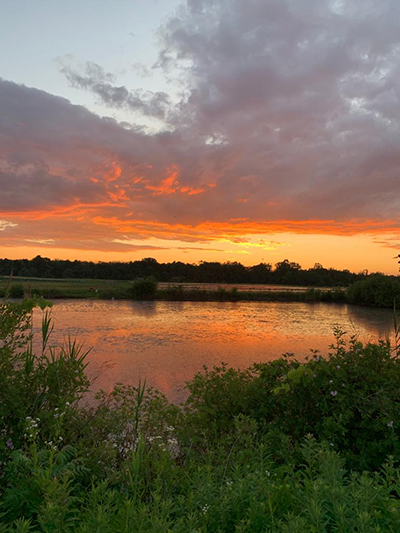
[{"x1": 0, "y1": 255, "x2": 384, "y2": 286}]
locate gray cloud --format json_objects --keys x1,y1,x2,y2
[
  {"x1": 156, "y1": 0, "x2": 400, "y2": 220},
  {"x1": 1, "y1": 0, "x2": 400, "y2": 250},
  {"x1": 61, "y1": 61, "x2": 170, "y2": 119}
]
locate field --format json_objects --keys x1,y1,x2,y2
[
  {"x1": 0, "y1": 276, "x2": 131, "y2": 299},
  {"x1": 0, "y1": 276, "x2": 345, "y2": 302}
]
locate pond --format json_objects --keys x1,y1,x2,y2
[{"x1": 33, "y1": 300, "x2": 395, "y2": 403}]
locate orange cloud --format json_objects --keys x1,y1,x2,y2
[
  {"x1": 91, "y1": 216, "x2": 400, "y2": 243},
  {"x1": 145, "y1": 166, "x2": 179, "y2": 195},
  {"x1": 180, "y1": 186, "x2": 206, "y2": 195},
  {"x1": 0, "y1": 201, "x2": 119, "y2": 220}
]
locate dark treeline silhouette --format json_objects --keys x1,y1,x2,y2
[{"x1": 0, "y1": 255, "x2": 381, "y2": 286}]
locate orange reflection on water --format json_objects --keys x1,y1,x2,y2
[{"x1": 33, "y1": 300, "x2": 394, "y2": 403}]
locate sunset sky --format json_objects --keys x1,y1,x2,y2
[{"x1": 1, "y1": 0, "x2": 399, "y2": 274}]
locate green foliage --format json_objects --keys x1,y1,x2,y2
[
  {"x1": 0, "y1": 300, "x2": 90, "y2": 460},
  {"x1": 184, "y1": 330, "x2": 400, "y2": 470},
  {"x1": 7, "y1": 283, "x2": 25, "y2": 298},
  {"x1": 347, "y1": 274, "x2": 400, "y2": 307},
  {"x1": 2, "y1": 434, "x2": 400, "y2": 531},
  {"x1": 128, "y1": 277, "x2": 158, "y2": 300},
  {"x1": 3, "y1": 303, "x2": 400, "y2": 530}
]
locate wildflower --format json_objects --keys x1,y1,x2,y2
[
  {"x1": 54, "y1": 413, "x2": 59, "y2": 419},
  {"x1": 329, "y1": 443, "x2": 334, "y2": 447},
  {"x1": 6, "y1": 438, "x2": 13, "y2": 449},
  {"x1": 316, "y1": 357, "x2": 320, "y2": 362},
  {"x1": 336, "y1": 365, "x2": 341, "y2": 369},
  {"x1": 202, "y1": 504, "x2": 209, "y2": 514},
  {"x1": 329, "y1": 379, "x2": 333, "y2": 383},
  {"x1": 330, "y1": 391, "x2": 338, "y2": 397},
  {"x1": 387, "y1": 421, "x2": 394, "y2": 428}
]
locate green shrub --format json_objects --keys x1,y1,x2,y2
[
  {"x1": 163, "y1": 284, "x2": 185, "y2": 300},
  {"x1": 0, "y1": 300, "x2": 90, "y2": 458},
  {"x1": 7, "y1": 283, "x2": 26, "y2": 298},
  {"x1": 347, "y1": 274, "x2": 400, "y2": 307},
  {"x1": 128, "y1": 276, "x2": 158, "y2": 299},
  {"x1": 184, "y1": 330, "x2": 400, "y2": 470},
  {"x1": 2, "y1": 434, "x2": 400, "y2": 532}
]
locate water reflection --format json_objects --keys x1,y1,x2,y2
[
  {"x1": 346, "y1": 304, "x2": 394, "y2": 339},
  {"x1": 127, "y1": 301, "x2": 158, "y2": 318},
  {"x1": 32, "y1": 300, "x2": 394, "y2": 403}
]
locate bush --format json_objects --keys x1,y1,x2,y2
[
  {"x1": 347, "y1": 274, "x2": 400, "y2": 307},
  {"x1": 128, "y1": 276, "x2": 158, "y2": 300},
  {"x1": 184, "y1": 330, "x2": 400, "y2": 470},
  {"x1": 0, "y1": 300, "x2": 90, "y2": 458},
  {"x1": 7, "y1": 283, "x2": 26, "y2": 298}
]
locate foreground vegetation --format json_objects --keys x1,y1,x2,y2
[{"x1": 2, "y1": 300, "x2": 400, "y2": 531}]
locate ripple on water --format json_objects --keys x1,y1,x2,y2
[{"x1": 31, "y1": 300, "x2": 394, "y2": 403}]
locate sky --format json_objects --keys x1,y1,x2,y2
[{"x1": 1, "y1": 0, "x2": 399, "y2": 274}]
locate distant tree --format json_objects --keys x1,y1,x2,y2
[
  {"x1": 249, "y1": 262, "x2": 272, "y2": 284},
  {"x1": 274, "y1": 259, "x2": 302, "y2": 284}
]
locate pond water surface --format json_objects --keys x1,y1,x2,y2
[{"x1": 33, "y1": 300, "x2": 395, "y2": 403}]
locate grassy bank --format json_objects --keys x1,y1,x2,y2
[
  {"x1": 1, "y1": 299, "x2": 400, "y2": 531},
  {"x1": 157, "y1": 286, "x2": 346, "y2": 302},
  {"x1": 0, "y1": 276, "x2": 346, "y2": 303}
]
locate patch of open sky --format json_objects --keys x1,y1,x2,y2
[{"x1": 0, "y1": 0, "x2": 182, "y2": 131}]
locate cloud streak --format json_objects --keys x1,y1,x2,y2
[{"x1": 61, "y1": 61, "x2": 171, "y2": 119}]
